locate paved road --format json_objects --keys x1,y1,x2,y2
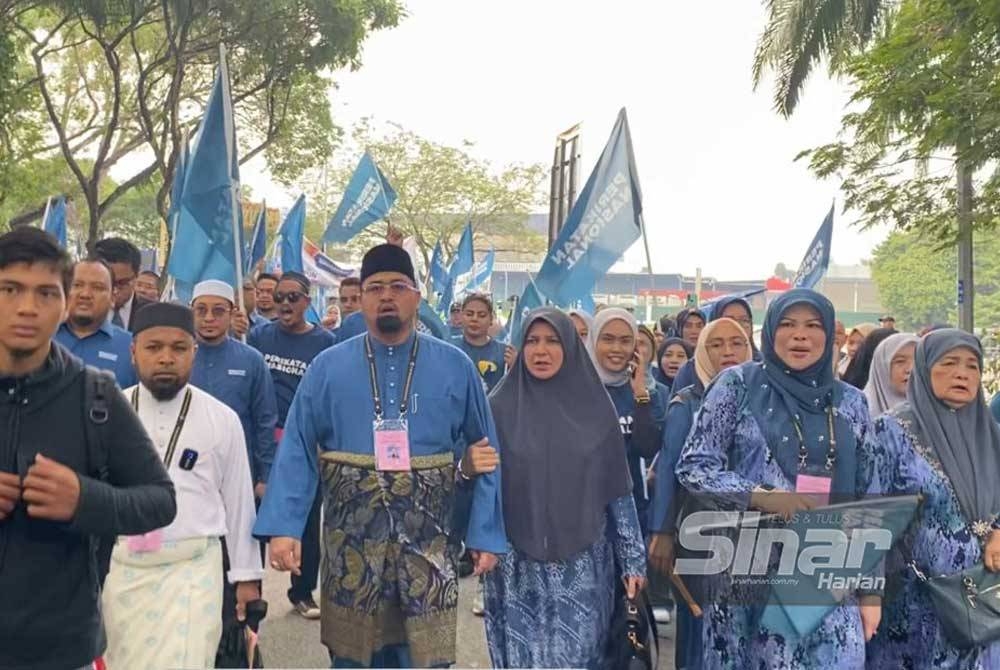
[{"x1": 258, "y1": 567, "x2": 675, "y2": 668}]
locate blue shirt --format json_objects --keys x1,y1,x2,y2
[
  {"x1": 253, "y1": 332, "x2": 507, "y2": 554},
  {"x1": 191, "y1": 337, "x2": 278, "y2": 484},
  {"x1": 55, "y1": 321, "x2": 136, "y2": 388},
  {"x1": 249, "y1": 323, "x2": 336, "y2": 426},
  {"x1": 250, "y1": 311, "x2": 270, "y2": 329},
  {"x1": 606, "y1": 381, "x2": 668, "y2": 528},
  {"x1": 451, "y1": 336, "x2": 507, "y2": 392},
  {"x1": 333, "y1": 311, "x2": 366, "y2": 344}
]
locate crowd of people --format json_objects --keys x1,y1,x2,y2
[{"x1": 0, "y1": 225, "x2": 999, "y2": 670}]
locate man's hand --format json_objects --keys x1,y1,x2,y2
[
  {"x1": 231, "y1": 308, "x2": 250, "y2": 338},
  {"x1": 860, "y1": 594, "x2": 882, "y2": 641},
  {"x1": 0, "y1": 471, "x2": 21, "y2": 521},
  {"x1": 386, "y1": 225, "x2": 404, "y2": 247},
  {"x1": 22, "y1": 454, "x2": 80, "y2": 521},
  {"x1": 235, "y1": 582, "x2": 261, "y2": 622},
  {"x1": 461, "y1": 439, "x2": 499, "y2": 477},
  {"x1": 269, "y1": 537, "x2": 302, "y2": 575},
  {"x1": 471, "y1": 550, "x2": 498, "y2": 576},
  {"x1": 624, "y1": 575, "x2": 646, "y2": 600},
  {"x1": 253, "y1": 482, "x2": 266, "y2": 499},
  {"x1": 503, "y1": 345, "x2": 517, "y2": 369}
]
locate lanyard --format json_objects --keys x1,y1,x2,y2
[
  {"x1": 131, "y1": 387, "x2": 193, "y2": 468},
  {"x1": 364, "y1": 335, "x2": 419, "y2": 421},
  {"x1": 792, "y1": 406, "x2": 837, "y2": 472}
]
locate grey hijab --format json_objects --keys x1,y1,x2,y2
[
  {"x1": 489, "y1": 308, "x2": 632, "y2": 562},
  {"x1": 897, "y1": 329, "x2": 1000, "y2": 526},
  {"x1": 586, "y1": 307, "x2": 638, "y2": 387},
  {"x1": 864, "y1": 333, "x2": 918, "y2": 417}
]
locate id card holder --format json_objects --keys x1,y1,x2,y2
[
  {"x1": 374, "y1": 418, "x2": 411, "y2": 471},
  {"x1": 795, "y1": 473, "x2": 832, "y2": 507},
  {"x1": 126, "y1": 529, "x2": 163, "y2": 553}
]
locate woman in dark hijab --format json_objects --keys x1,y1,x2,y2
[
  {"x1": 674, "y1": 289, "x2": 882, "y2": 669},
  {"x1": 652, "y1": 337, "x2": 693, "y2": 388},
  {"x1": 484, "y1": 308, "x2": 646, "y2": 669},
  {"x1": 674, "y1": 308, "x2": 707, "y2": 349},
  {"x1": 867, "y1": 329, "x2": 1000, "y2": 669},
  {"x1": 841, "y1": 326, "x2": 897, "y2": 389}
]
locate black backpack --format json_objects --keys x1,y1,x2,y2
[{"x1": 81, "y1": 368, "x2": 115, "y2": 584}]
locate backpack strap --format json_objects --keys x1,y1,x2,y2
[{"x1": 83, "y1": 367, "x2": 112, "y2": 481}]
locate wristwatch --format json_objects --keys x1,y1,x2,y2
[
  {"x1": 457, "y1": 459, "x2": 473, "y2": 482},
  {"x1": 635, "y1": 392, "x2": 651, "y2": 405}
]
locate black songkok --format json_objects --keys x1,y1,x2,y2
[
  {"x1": 132, "y1": 302, "x2": 195, "y2": 337},
  {"x1": 360, "y1": 244, "x2": 416, "y2": 284}
]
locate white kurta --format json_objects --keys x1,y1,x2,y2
[{"x1": 103, "y1": 384, "x2": 264, "y2": 669}]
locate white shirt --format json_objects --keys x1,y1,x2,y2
[
  {"x1": 126, "y1": 383, "x2": 264, "y2": 582},
  {"x1": 116, "y1": 294, "x2": 135, "y2": 328}
]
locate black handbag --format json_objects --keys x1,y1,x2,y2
[
  {"x1": 912, "y1": 561, "x2": 1000, "y2": 650},
  {"x1": 215, "y1": 599, "x2": 268, "y2": 668},
  {"x1": 608, "y1": 590, "x2": 658, "y2": 670}
]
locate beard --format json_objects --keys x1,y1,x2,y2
[
  {"x1": 375, "y1": 315, "x2": 404, "y2": 334},
  {"x1": 141, "y1": 373, "x2": 189, "y2": 401},
  {"x1": 70, "y1": 314, "x2": 97, "y2": 328}
]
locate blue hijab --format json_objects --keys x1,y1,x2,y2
[
  {"x1": 743, "y1": 289, "x2": 857, "y2": 497},
  {"x1": 712, "y1": 295, "x2": 761, "y2": 361}
]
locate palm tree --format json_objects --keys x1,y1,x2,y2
[{"x1": 752, "y1": 0, "x2": 892, "y2": 118}]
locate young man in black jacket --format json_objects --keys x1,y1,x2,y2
[{"x1": 0, "y1": 228, "x2": 177, "y2": 670}]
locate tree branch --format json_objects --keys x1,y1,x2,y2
[{"x1": 97, "y1": 161, "x2": 159, "y2": 217}]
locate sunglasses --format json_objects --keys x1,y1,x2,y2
[{"x1": 274, "y1": 291, "x2": 305, "y2": 304}]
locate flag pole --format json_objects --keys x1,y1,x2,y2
[
  {"x1": 40, "y1": 196, "x2": 51, "y2": 232},
  {"x1": 219, "y1": 43, "x2": 246, "y2": 341}
]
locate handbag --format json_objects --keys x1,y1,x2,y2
[
  {"x1": 215, "y1": 599, "x2": 268, "y2": 668},
  {"x1": 608, "y1": 590, "x2": 658, "y2": 670},
  {"x1": 911, "y1": 561, "x2": 1000, "y2": 650}
]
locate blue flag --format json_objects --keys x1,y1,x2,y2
[
  {"x1": 468, "y1": 247, "x2": 495, "y2": 291},
  {"x1": 42, "y1": 196, "x2": 67, "y2": 248},
  {"x1": 279, "y1": 195, "x2": 306, "y2": 274},
  {"x1": 508, "y1": 280, "x2": 544, "y2": 345},
  {"x1": 429, "y1": 241, "x2": 449, "y2": 296},
  {"x1": 793, "y1": 204, "x2": 834, "y2": 289},
  {"x1": 450, "y1": 223, "x2": 475, "y2": 279},
  {"x1": 167, "y1": 46, "x2": 243, "y2": 302},
  {"x1": 535, "y1": 108, "x2": 643, "y2": 307},
  {"x1": 322, "y1": 152, "x2": 397, "y2": 244},
  {"x1": 417, "y1": 299, "x2": 448, "y2": 340},
  {"x1": 245, "y1": 202, "x2": 267, "y2": 274}
]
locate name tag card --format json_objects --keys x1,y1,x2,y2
[
  {"x1": 374, "y1": 418, "x2": 411, "y2": 472},
  {"x1": 126, "y1": 529, "x2": 163, "y2": 553},
  {"x1": 795, "y1": 474, "x2": 832, "y2": 507}
]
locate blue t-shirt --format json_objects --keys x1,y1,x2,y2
[
  {"x1": 54, "y1": 321, "x2": 136, "y2": 388},
  {"x1": 333, "y1": 311, "x2": 366, "y2": 344},
  {"x1": 249, "y1": 322, "x2": 336, "y2": 426},
  {"x1": 451, "y1": 336, "x2": 507, "y2": 393}
]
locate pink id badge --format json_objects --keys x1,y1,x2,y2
[
  {"x1": 126, "y1": 529, "x2": 163, "y2": 553},
  {"x1": 795, "y1": 474, "x2": 832, "y2": 506},
  {"x1": 374, "y1": 419, "x2": 411, "y2": 472}
]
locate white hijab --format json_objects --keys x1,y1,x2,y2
[
  {"x1": 863, "y1": 332, "x2": 919, "y2": 416},
  {"x1": 586, "y1": 308, "x2": 638, "y2": 387}
]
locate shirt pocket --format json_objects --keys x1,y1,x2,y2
[{"x1": 407, "y1": 391, "x2": 461, "y2": 454}]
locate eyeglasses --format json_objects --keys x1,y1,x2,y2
[
  {"x1": 194, "y1": 305, "x2": 232, "y2": 318},
  {"x1": 362, "y1": 281, "x2": 417, "y2": 297},
  {"x1": 274, "y1": 291, "x2": 305, "y2": 304},
  {"x1": 112, "y1": 275, "x2": 136, "y2": 291}
]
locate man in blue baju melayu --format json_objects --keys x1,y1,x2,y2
[{"x1": 256, "y1": 244, "x2": 506, "y2": 668}]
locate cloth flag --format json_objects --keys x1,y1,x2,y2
[
  {"x1": 42, "y1": 196, "x2": 67, "y2": 247},
  {"x1": 278, "y1": 195, "x2": 306, "y2": 274},
  {"x1": 322, "y1": 152, "x2": 397, "y2": 244},
  {"x1": 245, "y1": 202, "x2": 267, "y2": 275},
  {"x1": 508, "y1": 280, "x2": 544, "y2": 345},
  {"x1": 429, "y1": 241, "x2": 450, "y2": 296},
  {"x1": 447, "y1": 222, "x2": 476, "y2": 297},
  {"x1": 535, "y1": 108, "x2": 644, "y2": 306},
  {"x1": 166, "y1": 46, "x2": 243, "y2": 304},
  {"x1": 468, "y1": 247, "x2": 495, "y2": 292},
  {"x1": 417, "y1": 300, "x2": 449, "y2": 340},
  {"x1": 793, "y1": 204, "x2": 835, "y2": 289}
]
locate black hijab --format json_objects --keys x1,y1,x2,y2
[
  {"x1": 489, "y1": 308, "x2": 632, "y2": 562},
  {"x1": 652, "y1": 337, "x2": 692, "y2": 387},
  {"x1": 842, "y1": 327, "x2": 897, "y2": 389}
]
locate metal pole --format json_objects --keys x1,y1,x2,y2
[
  {"x1": 957, "y1": 158, "x2": 974, "y2": 332},
  {"x1": 548, "y1": 146, "x2": 560, "y2": 248}
]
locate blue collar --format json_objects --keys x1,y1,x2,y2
[
  {"x1": 367, "y1": 330, "x2": 417, "y2": 356},
  {"x1": 61, "y1": 320, "x2": 113, "y2": 339}
]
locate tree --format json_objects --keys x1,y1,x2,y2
[
  {"x1": 309, "y1": 120, "x2": 548, "y2": 276},
  {"x1": 752, "y1": 0, "x2": 890, "y2": 117},
  {"x1": 4, "y1": 0, "x2": 402, "y2": 250},
  {"x1": 798, "y1": 0, "x2": 1000, "y2": 235}
]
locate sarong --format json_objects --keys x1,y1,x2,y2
[
  {"x1": 319, "y1": 451, "x2": 460, "y2": 668},
  {"x1": 102, "y1": 536, "x2": 223, "y2": 669}
]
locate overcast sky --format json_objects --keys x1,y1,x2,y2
[{"x1": 247, "y1": 0, "x2": 890, "y2": 279}]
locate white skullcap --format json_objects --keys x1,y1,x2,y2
[{"x1": 191, "y1": 279, "x2": 235, "y2": 304}]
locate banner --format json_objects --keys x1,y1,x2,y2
[
  {"x1": 793, "y1": 204, "x2": 835, "y2": 289},
  {"x1": 535, "y1": 108, "x2": 643, "y2": 306},
  {"x1": 322, "y1": 151, "x2": 397, "y2": 244}
]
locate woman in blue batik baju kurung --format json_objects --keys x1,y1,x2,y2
[
  {"x1": 675, "y1": 289, "x2": 883, "y2": 670},
  {"x1": 867, "y1": 329, "x2": 1000, "y2": 670},
  {"x1": 484, "y1": 309, "x2": 646, "y2": 670}
]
